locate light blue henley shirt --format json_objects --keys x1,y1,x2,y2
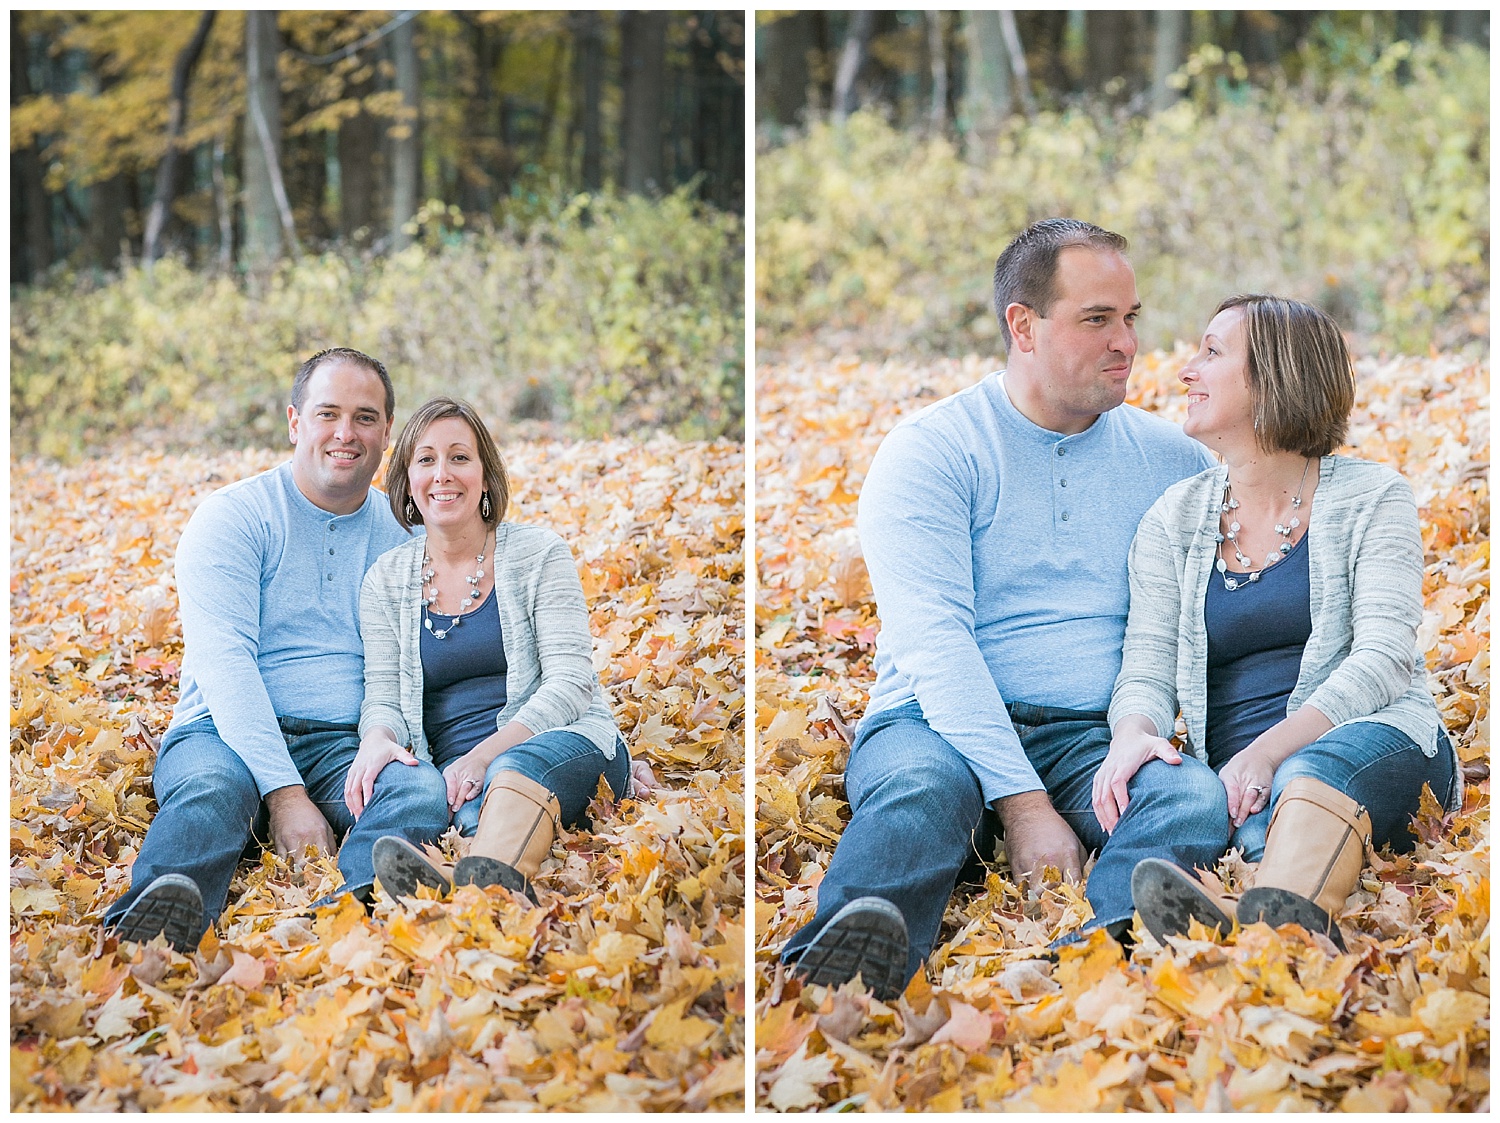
[
  {"x1": 170, "y1": 461, "x2": 409, "y2": 795},
  {"x1": 859, "y1": 371, "x2": 1214, "y2": 804}
]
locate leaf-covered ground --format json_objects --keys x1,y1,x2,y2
[
  {"x1": 11, "y1": 436, "x2": 745, "y2": 1111},
  {"x1": 754, "y1": 349, "x2": 1488, "y2": 1111}
]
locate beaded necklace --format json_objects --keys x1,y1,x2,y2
[
  {"x1": 1215, "y1": 458, "x2": 1311, "y2": 591},
  {"x1": 422, "y1": 531, "x2": 491, "y2": 639}
]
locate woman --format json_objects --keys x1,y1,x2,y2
[
  {"x1": 1093, "y1": 295, "x2": 1458, "y2": 950},
  {"x1": 344, "y1": 396, "x2": 629, "y2": 902}
]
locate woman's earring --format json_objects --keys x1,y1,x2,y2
[
  {"x1": 405, "y1": 497, "x2": 418, "y2": 522},
  {"x1": 481, "y1": 491, "x2": 492, "y2": 520}
]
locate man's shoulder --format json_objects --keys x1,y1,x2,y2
[{"x1": 183, "y1": 463, "x2": 290, "y2": 538}]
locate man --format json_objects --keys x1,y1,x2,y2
[
  {"x1": 780, "y1": 219, "x2": 1230, "y2": 999},
  {"x1": 103, "y1": 348, "x2": 452, "y2": 951}
]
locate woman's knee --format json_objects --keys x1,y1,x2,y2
[{"x1": 373, "y1": 761, "x2": 450, "y2": 819}]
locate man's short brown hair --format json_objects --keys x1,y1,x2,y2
[
  {"x1": 385, "y1": 396, "x2": 512, "y2": 530},
  {"x1": 293, "y1": 347, "x2": 395, "y2": 418},
  {"x1": 1217, "y1": 294, "x2": 1356, "y2": 458},
  {"x1": 992, "y1": 218, "x2": 1129, "y2": 350}
]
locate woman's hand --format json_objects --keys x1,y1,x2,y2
[
  {"x1": 628, "y1": 758, "x2": 661, "y2": 796},
  {"x1": 1219, "y1": 747, "x2": 1275, "y2": 828},
  {"x1": 1092, "y1": 724, "x2": 1183, "y2": 834},
  {"x1": 442, "y1": 751, "x2": 490, "y2": 813},
  {"x1": 345, "y1": 731, "x2": 418, "y2": 819}
]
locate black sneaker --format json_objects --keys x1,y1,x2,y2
[
  {"x1": 788, "y1": 897, "x2": 909, "y2": 1001},
  {"x1": 110, "y1": 873, "x2": 205, "y2": 953},
  {"x1": 1131, "y1": 858, "x2": 1232, "y2": 945},
  {"x1": 372, "y1": 836, "x2": 451, "y2": 900}
]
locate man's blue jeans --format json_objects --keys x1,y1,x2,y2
[
  {"x1": 1224, "y1": 721, "x2": 1457, "y2": 860},
  {"x1": 779, "y1": 700, "x2": 1231, "y2": 986},
  {"x1": 440, "y1": 731, "x2": 631, "y2": 836},
  {"x1": 103, "y1": 716, "x2": 451, "y2": 928}
]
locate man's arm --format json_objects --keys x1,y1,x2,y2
[
  {"x1": 175, "y1": 497, "x2": 333, "y2": 862},
  {"x1": 858, "y1": 423, "x2": 1082, "y2": 881}
]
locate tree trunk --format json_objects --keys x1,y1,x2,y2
[
  {"x1": 764, "y1": 11, "x2": 814, "y2": 129},
  {"x1": 144, "y1": 11, "x2": 216, "y2": 265},
  {"x1": 87, "y1": 175, "x2": 128, "y2": 272},
  {"x1": 621, "y1": 11, "x2": 668, "y2": 195},
  {"x1": 1085, "y1": 11, "x2": 1137, "y2": 100},
  {"x1": 963, "y1": 10, "x2": 1011, "y2": 154},
  {"x1": 11, "y1": 14, "x2": 53, "y2": 283},
  {"x1": 241, "y1": 10, "x2": 289, "y2": 269},
  {"x1": 925, "y1": 11, "x2": 948, "y2": 134},
  {"x1": 1151, "y1": 10, "x2": 1187, "y2": 113},
  {"x1": 831, "y1": 10, "x2": 874, "y2": 123},
  {"x1": 997, "y1": 11, "x2": 1034, "y2": 117},
  {"x1": 571, "y1": 11, "x2": 603, "y2": 191},
  {"x1": 338, "y1": 68, "x2": 379, "y2": 242},
  {"x1": 1446, "y1": 10, "x2": 1488, "y2": 46},
  {"x1": 389, "y1": 15, "x2": 420, "y2": 250}
]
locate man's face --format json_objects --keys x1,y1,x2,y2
[
  {"x1": 287, "y1": 360, "x2": 393, "y2": 515},
  {"x1": 1023, "y1": 246, "x2": 1141, "y2": 422}
]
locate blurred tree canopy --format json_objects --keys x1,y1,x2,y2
[
  {"x1": 756, "y1": 10, "x2": 1487, "y2": 137},
  {"x1": 12, "y1": 10, "x2": 746, "y2": 281}
]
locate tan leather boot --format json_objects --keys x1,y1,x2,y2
[
  {"x1": 1237, "y1": 777, "x2": 1372, "y2": 951},
  {"x1": 1131, "y1": 858, "x2": 1238, "y2": 943},
  {"x1": 452, "y1": 771, "x2": 560, "y2": 904}
]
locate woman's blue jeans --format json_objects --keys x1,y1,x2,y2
[
  {"x1": 779, "y1": 700, "x2": 1231, "y2": 987},
  {"x1": 1222, "y1": 721, "x2": 1457, "y2": 860},
  {"x1": 433, "y1": 731, "x2": 630, "y2": 836}
]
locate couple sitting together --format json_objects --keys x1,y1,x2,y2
[
  {"x1": 105, "y1": 348, "x2": 636, "y2": 950},
  {"x1": 781, "y1": 218, "x2": 1460, "y2": 999}
]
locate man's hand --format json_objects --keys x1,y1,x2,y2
[
  {"x1": 266, "y1": 786, "x2": 337, "y2": 869},
  {"x1": 994, "y1": 789, "x2": 1085, "y2": 888}
]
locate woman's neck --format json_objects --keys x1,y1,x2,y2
[
  {"x1": 1223, "y1": 447, "x2": 1315, "y2": 507},
  {"x1": 425, "y1": 521, "x2": 490, "y2": 564}
]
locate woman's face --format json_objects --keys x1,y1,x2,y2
[
  {"x1": 1181, "y1": 306, "x2": 1255, "y2": 449},
  {"x1": 408, "y1": 416, "x2": 486, "y2": 531}
]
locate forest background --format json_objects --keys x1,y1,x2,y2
[
  {"x1": 11, "y1": 10, "x2": 746, "y2": 455},
  {"x1": 754, "y1": 10, "x2": 1489, "y2": 1112},
  {"x1": 12, "y1": 10, "x2": 746, "y2": 1111}
]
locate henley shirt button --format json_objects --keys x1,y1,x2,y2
[
  {"x1": 1061, "y1": 512, "x2": 1070, "y2": 521},
  {"x1": 328, "y1": 522, "x2": 336, "y2": 531},
  {"x1": 327, "y1": 573, "x2": 334, "y2": 580},
  {"x1": 329, "y1": 548, "x2": 335, "y2": 555},
  {"x1": 1057, "y1": 447, "x2": 1066, "y2": 456},
  {"x1": 1060, "y1": 478, "x2": 1068, "y2": 487}
]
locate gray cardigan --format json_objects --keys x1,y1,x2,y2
[
  {"x1": 358, "y1": 522, "x2": 619, "y2": 761},
  {"x1": 1109, "y1": 455, "x2": 1458, "y2": 807}
]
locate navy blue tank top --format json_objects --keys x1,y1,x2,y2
[
  {"x1": 420, "y1": 585, "x2": 507, "y2": 764},
  {"x1": 1204, "y1": 532, "x2": 1312, "y2": 768}
]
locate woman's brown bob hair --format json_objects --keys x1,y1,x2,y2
[
  {"x1": 1217, "y1": 294, "x2": 1356, "y2": 458},
  {"x1": 386, "y1": 396, "x2": 512, "y2": 531}
]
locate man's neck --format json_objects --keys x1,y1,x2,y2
[
  {"x1": 1002, "y1": 369, "x2": 1102, "y2": 437},
  {"x1": 289, "y1": 464, "x2": 368, "y2": 517}
]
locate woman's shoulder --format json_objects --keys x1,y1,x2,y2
[
  {"x1": 1320, "y1": 455, "x2": 1414, "y2": 506},
  {"x1": 366, "y1": 534, "x2": 425, "y2": 582},
  {"x1": 495, "y1": 523, "x2": 572, "y2": 566},
  {"x1": 1147, "y1": 463, "x2": 1226, "y2": 527}
]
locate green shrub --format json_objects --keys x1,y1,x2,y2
[
  {"x1": 12, "y1": 188, "x2": 744, "y2": 460},
  {"x1": 757, "y1": 40, "x2": 1488, "y2": 357}
]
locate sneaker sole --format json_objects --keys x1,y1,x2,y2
[
  {"x1": 1238, "y1": 886, "x2": 1347, "y2": 951},
  {"x1": 452, "y1": 856, "x2": 538, "y2": 905},
  {"x1": 372, "y1": 837, "x2": 451, "y2": 899},
  {"x1": 1131, "y1": 858, "x2": 1232, "y2": 944},
  {"x1": 113, "y1": 875, "x2": 204, "y2": 953},
  {"x1": 792, "y1": 898, "x2": 909, "y2": 1001}
]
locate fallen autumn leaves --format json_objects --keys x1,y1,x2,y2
[
  {"x1": 11, "y1": 436, "x2": 745, "y2": 1111},
  {"x1": 755, "y1": 349, "x2": 1488, "y2": 1111}
]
